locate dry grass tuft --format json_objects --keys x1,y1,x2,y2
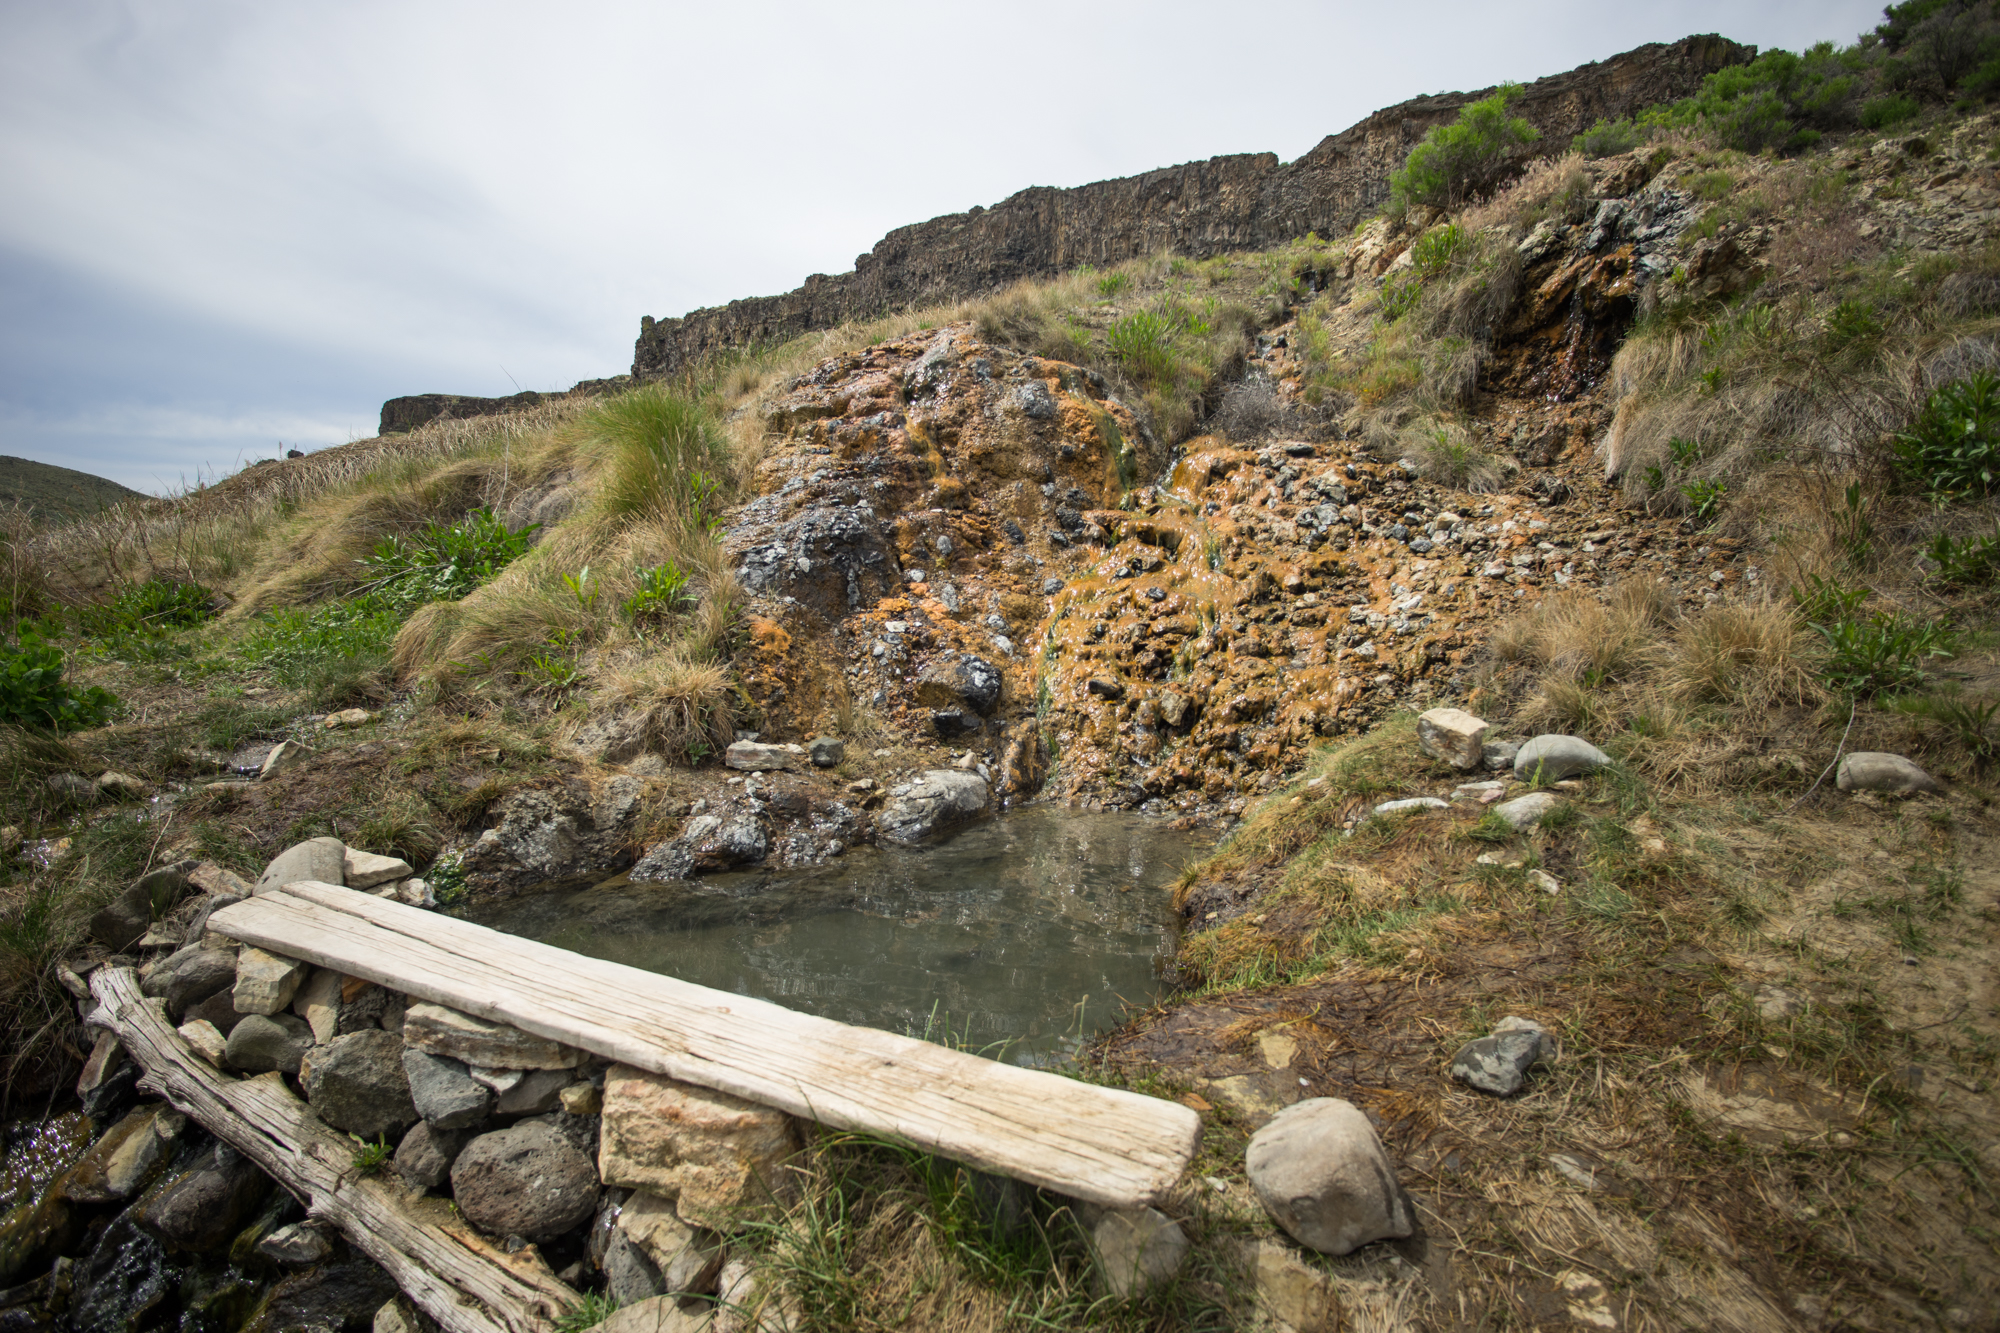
[
  {"x1": 1486, "y1": 580, "x2": 1832, "y2": 795},
  {"x1": 586, "y1": 650, "x2": 735, "y2": 762}
]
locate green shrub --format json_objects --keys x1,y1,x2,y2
[
  {"x1": 1861, "y1": 91, "x2": 1924, "y2": 127},
  {"x1": 1811, "y1": 612, "x2": 1957, "y2": 696},
  {"x1": 1641, "y1": 43, "x2": 1867, "y2": 153},
  {"x1": 1894, "y1": 370, "x2": 2000, "y2": 499},
  {"x1": 360, "y1": 507, "x2": 538, "y2": 611},
  {"x1": 1095, "y1": 270, "x2": 1131, "y2": 298},
  {"x1": 1390, "y1": 84, "x2": 1542, "y2": 211},
  {"x1": 1576, "y1": 117, "x2": 1645, "y2": 157},
  {"x1": 0, "y1": 633, "x2": 118, "y2": 732},
  {"x1": 1878, "y1": 0, "x2": 2000, "y2": 92}
]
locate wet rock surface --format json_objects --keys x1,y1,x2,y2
[{"x1": 877, "y1": 770, "x2": 989, "y2": 845}]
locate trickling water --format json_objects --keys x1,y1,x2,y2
[{"x1": 471, "y1": 808, "x2": 1210, "y2": 1063}]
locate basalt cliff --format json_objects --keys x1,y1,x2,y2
[{"x1": 629, "y1": 35, "x2": 1750, "y2": 381}]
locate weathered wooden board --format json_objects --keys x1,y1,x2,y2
[
  {"x1": 90, "y1": 966, "x2": 578, "y2": 1333},
  {"x1": 209, "y1": 881, "x2": 1201, "y2": 1208}
]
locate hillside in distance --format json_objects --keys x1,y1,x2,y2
[{"x1": 0, "y1": 454, "x2": 146, "y2": 519}]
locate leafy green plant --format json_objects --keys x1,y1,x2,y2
[
  {"x1": 1835, "y1": 481, "x2": 1878, "y2": 567},
  {"x1": 624, "y1": 562, "x2": 697, "y2": 622},
  {"x1": 518, "y1": 631, "x2": 582, "y2": 694},
  {"x1": 1791, "y1": 574, "x2": 1870, "y2": 624},
  {"x1": 359, "y1": 507, "x2": 538, "y2": 611},
  {"x1": 1922, "y1": 521, "x2": 2000, "y2": 584},
  {"x1": 1390, "y1": 83, "x2": 1542, "y2": 211},
  {"x1": 1095, "y1": 270, "x2": 1131, "y2": 297},
  {"x1": 1409, "y1": 223, "x2": 1469, "y2": 279},
  {"x1": 562, "y1": 567, "x2": 599, "y2": 611},
  {"x1": 349, "y1": 1133, "x2": 392, "y2": 1175},
  {"x1": 1680, "y1": 478, "x2": 1729, "y2": 520},
  {"x1": 1106, "y1": 309, "x2": 1187, "y2": 388},
  {"x1": 1811, "y1": 611, "x2": 1956, "y2": 696},
  {"x1": 0, "y1": 633, "x2": 118, "y2": 732},
  {"x1": 1894, "y1": 370, "x2": 2000, "y2": 499}
]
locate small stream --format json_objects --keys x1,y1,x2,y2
[{"x1": 469, "y1": 808, "x2": 1210, "y2": 1063}]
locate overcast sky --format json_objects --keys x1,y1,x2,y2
[{"x1": 1, "y1": 1, "x2": 1884, "y2": 494}]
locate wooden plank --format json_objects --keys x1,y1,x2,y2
[
  {"x1": 209, "y1": 882, "x2": 1201, "y2": 1209},
  {"x1": 89, "y1": 967, "x2": 579, "y2": 1333}
]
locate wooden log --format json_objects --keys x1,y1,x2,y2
[
  {"x1": 89, "y1": 966, "x2": 578, "y2": 1333},
  {"x1": 209, "y1": 881, "x2": 1202, "y2": 1209}
]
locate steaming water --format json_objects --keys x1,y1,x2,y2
[{"x1": 470, "y1": 808, "x2": 1209, "y2": 1063}]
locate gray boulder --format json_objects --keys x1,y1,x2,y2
[
  {"x1": 1092, "y1": 1206, "x2": 1189, "y2": 1297},
  {"x1": 1450, "y1": 1017, "x2": 1555, "y2": 1096},
  {"x1": 1491, "y1": 791, "x2": 1560, "y2": 830},
  {"x1": 495, "y1": 1068, "x2": 573, "y2": 1116},
  {"x1": 1481, "y1": 740, "x2": 1520, "y2": 772},
  {"x1": 451, "y1": 1121, "x2": 600, "y2": 1241},
  {"x1": 225, "y1": 1013, "x2": 314, "y2": 1075},
  {"x1": 1836, "y1": 752, "x2": 1945, "y2": 795},
  {"x1": 878, "y1": 771, "x2": 989, "y2": 846},
  {"x1": 394, "y1": 1121, "x2": 470, "y2": 1190},
  {"x1": 1244, "y1": 1098, "x2": 1414, "y2": 1256},
  {"x1": 402, "y1": 1048, "x2": 493, "y2": 1129},
  {"x1": 141, "y1": 945, "x2": 240, "y2": 1019},
  {"x1": 807, "y1": 736, "x2": 845, "y2": 768},
  {"x1": 602, "y1": 1228, "x2": 666, "y2": 1307},
  {"x1": 304, "y1": 1030, "x2": 418, "y2": 1140},
  {"x1": 1513, "y1": 735, "x2": 1611, "y2": 782},
  {"x1": 255, "y1": 837, "x2": 346, "y2": 895},
  {"x1": 90, "y1": 861, "x2": 197, "y2": 951}
]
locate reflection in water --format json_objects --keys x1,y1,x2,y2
[{"x1": 470, "y1": 808, "x2": 1208, "y2": 1063}]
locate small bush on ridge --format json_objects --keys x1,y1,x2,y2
[{"x1": 1390, "y1": 84, "x2": 1542, "y2": 212}]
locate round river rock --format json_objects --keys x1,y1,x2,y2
[{"x1": 451, "y1": 1121, "x2": 600, "y2": 1240}]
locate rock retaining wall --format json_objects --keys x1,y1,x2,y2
[{"x1": 630, "y1": 36, "x2": 1751, "y2": 380}]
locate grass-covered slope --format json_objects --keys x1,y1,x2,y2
[{"x1": 0, "y1": 455, "x2": 146, "y2": 518}]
